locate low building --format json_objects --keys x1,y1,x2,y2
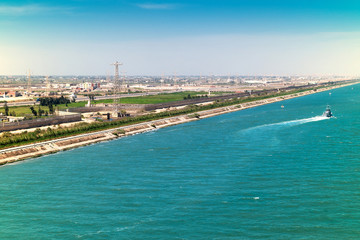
[{"x1": 6, "y1": 91, "x2": 21, "y2": 97}]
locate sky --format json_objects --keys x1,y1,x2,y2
[{"x1": 1, "y1": 0, "x2": 360, "y2": 76}]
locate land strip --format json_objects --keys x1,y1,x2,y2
[{"x1": 0, "y1": 82, "x2": 356, "y2": 166}]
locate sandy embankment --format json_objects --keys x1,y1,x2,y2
[{"x1": 0, "y1": 83, "x2": 354, "y2": 166}]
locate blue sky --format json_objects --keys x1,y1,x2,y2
[{"x1": 1, "y1": 0, "x2": 360, "y2": 75}]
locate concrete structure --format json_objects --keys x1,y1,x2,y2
[{"x1": 0, "y1": 114, "x2": 81, "y2": 132}]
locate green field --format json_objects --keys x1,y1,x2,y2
[
  {"x1": 1, "y1": 105, "x2": 54, "y2": 117},
  {"x1": 0, "y1": 103, "x2": 86, "y2": 116},
  {"x1": 116, "y1": 91, "x2": 209, "y2": 104},
  {"x1": 69, "y1": 91, "x2": 211, "y2": 106},
  {"x1": 0, "y1": 91, "x2": 231, "y2": 116},
  {"x1": 0, "y1": 83, "x2": 343, "y2": 149},
  {"x1": 72, "y1": 91, "x2": 212, "y2": 106},
  {"x1": 2, "y1": 105, "x2": 34, "y2": 116}
]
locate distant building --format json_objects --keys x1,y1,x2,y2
[
  {"x1": 0, "y1": 91, "x2": 21, "y2": 98},
  {"x1": 70, "y1": 93, "x2": 77, "y2": 102},
  {"x1": 77, "y1": 82, "x2": 101, "y2": 91}
]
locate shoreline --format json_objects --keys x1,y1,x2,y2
[{"x1": 0, "y1": 82, "x2": 356, "y2": 166}]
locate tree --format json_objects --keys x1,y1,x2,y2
[
  {"x1": 4, "y1": 101, "x2": 9, "y2": 116},
  {"x1": 38, "y1": 106, "x2": 44, "y2": 117},
  {"x1": 88, "y1": 94, "x2": 95, "y2": 101},
  {"x1": 29, "y1": 106, "x2": 37, "y2": 116},
  {"x1": 87, "y1": 94, "x2": 95, "y2": 106},
  {"x1": 48, "y1": 103, "x2": 54, "y2": 114},
  {"x1": 39, "y1": 96, "x2": 70, "y2": 106}
]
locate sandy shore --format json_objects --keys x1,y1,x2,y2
[{"x1": 0, "y1": 83, "x2": 355, "y2": 166}]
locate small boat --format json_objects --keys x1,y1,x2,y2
[{"x1": 322, "y1": 105, "x2": 333, "y2": 118}]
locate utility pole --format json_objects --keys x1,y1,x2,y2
[
  {"x1": 45, "y1": 76, "x2": 50, "y2": 96},
  {"x1": 173, "y1": 72, "x2": 177, "y2": 90},
  {"x1": 111, "y1": 61, "x2": 123, "y2": 117},
  {"x1": 27, "y1": 70, "x2": 32, "y2": 96},
  {"x1": 161, "y1": 73, "x2": 164, "y2": 88},
  {"x1": 106, "y1": 71, "x2": 110, "y2": 83},
  {"x1": 121, "y1": 71, "x2": 127, "y2": 93}
]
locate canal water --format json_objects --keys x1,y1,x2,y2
[{"x1": 1, "y1": 84, "x2": 360, "y2": 239}]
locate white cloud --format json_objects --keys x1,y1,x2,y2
[
  {"x1": 136, "y1": 3, "x2": 179, "y2": 10},
  {"x1": 0, "y1": 4, "x2": 71, "y2": 15}
]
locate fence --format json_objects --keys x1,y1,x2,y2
[
  {"x1": 144, "y1": 83, "x2": 329, "y2": 111},
  {"x1": 68, "y1": 104, "x2": 146, "y2": 113},
  {"x1": 66, "y1": 82, "x2": 341, "y2": 113},
  {"x1": 144, "y1": 92, "x2": 254, "y2": 111},
  {"x1": 68, "y1": 107, "x2": 113, "y2": 113},
  {"x1": 0, "y1": 114, "x2": 81, "y2": 132}
]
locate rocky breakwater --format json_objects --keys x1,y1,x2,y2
[
  {"x1": 0, "y1": 132, "x2": 116, "y2": 166},
  {"x1": 0, "y1": 116, "x2": 196, "y2": 166}
]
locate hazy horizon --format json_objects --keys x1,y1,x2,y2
[
  {"x1": 2, "y1": 1, "x2": 360, "y2": 76},
  {"x1": 0, "y1": 74, "x2": 355, "y2": 78}
]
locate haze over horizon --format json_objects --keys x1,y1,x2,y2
[{"x1": 1, "y1": 0, "x2": 360, "y2": 76}]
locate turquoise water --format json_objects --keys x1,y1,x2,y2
[{"x1": 1, "y1": 85, "x2": 360, "y2": 239}]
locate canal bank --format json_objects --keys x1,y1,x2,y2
[{"x1": 0, "y1": 82, "x2": 355, "y2": 166}]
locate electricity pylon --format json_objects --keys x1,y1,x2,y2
[{"x1": 111, "y1": 61, "x2": 123, "y2": 117}]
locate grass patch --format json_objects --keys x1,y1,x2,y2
[
  {"x1": 0, "y1": 91, "x2": 224, "y2": 116},
  {"x1": 0, "y1": 84, "x2": 349, "y2": 117},
  {"x1": 117, "y1": 91, "x2": 209, "y2": 104},
  {"x1": 0, "y1": 83, "x2": 345, "y2": 149}
]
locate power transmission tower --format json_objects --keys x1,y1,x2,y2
[
  {"x1": 174, "y1": 72, "x2": 177, "y2": 87},
  {"x1": 45, "y1": 76, "x2": 50, "y2": 96},
  {"x1": 27, "y1": 70, "x2": 32, "y2": 96},
  {"x1": 106, "y1": 71, "x2": 110, "y2": 83},
  {"x1": 121, "y1": 71, "x2": 127, "y2": 93},
  {"x1": 111, "y1": 61, "x2": 123, "y2": 117},
  {"x1": 161, "y1": 73, "x2": 164, "y2": 88}
]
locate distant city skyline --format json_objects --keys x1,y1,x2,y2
[{"x1": 2, "y1": 0, "x2": 360, "y2": 76}]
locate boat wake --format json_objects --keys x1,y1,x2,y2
[
  {"x1": 244, "y1": 116, "x2": 329, "y2": 132},
  {"x1": 235, "y1": 115, "x2": 331, "y2": 153}
]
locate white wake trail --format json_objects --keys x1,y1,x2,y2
[{"x1": 245, "y1": 116, "x2": 329, "y2": 132}]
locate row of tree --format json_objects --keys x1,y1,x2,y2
[
  {"x1": 183, "y1": 94, "x2": 208, "y2": 100},
  {"x1": 3, "y1": 102, "x2": 18, "y2": 117},
  {"x1": 39, "y1": 96, "x2": 71, "y2": 107},
  {"x1": 0, "y1": 86, "x2": 321, "y2": 148},
  {"x1": 29, "y1": 105, "x2": 54, "y2": 117}
]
